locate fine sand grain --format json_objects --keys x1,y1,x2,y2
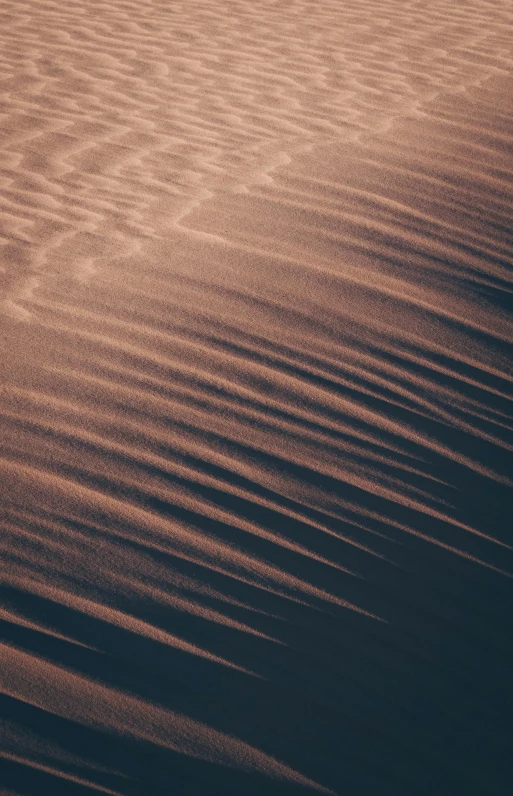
[{"x1": 1, "y1": 2, "x2": 513, "y2": 794}]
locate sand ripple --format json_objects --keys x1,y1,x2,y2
[{"x1": 1, "y1": 0, "x2": 513, "y2": 305}]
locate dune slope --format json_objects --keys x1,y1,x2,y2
[{"x1": 1, "y1": 1, "x2": 513, "y2": 795}]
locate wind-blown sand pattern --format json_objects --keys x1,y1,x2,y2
[{"x1": 1, "y1": 1, "x2": 513, "y2": 794}]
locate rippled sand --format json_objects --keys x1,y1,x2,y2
[{"x1": 1, "y1": 1, "x2": 513, "y2": 794}]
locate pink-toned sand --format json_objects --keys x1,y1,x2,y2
[{"x1": 1, "y1": 2, "x2": 512, "y2": 794}]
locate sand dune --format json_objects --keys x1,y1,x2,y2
[{"x1": 1, "y1": 1, "x2": 513, "y2": 794}]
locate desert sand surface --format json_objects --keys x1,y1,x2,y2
[{"x1": 1, "y1": 1, "x2": 513, "y2": 794}]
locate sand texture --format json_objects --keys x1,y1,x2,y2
[{"x1": 1, "y1": 1, "x2": 513, "y2": 794}]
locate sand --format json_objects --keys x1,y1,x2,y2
[{"x1": 1, "y1": 1, "x2": 512, "y2": 794}]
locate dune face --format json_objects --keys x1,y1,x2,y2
[{"x1": 1, "y1": 2, "x2": 513, "y2": 795}]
